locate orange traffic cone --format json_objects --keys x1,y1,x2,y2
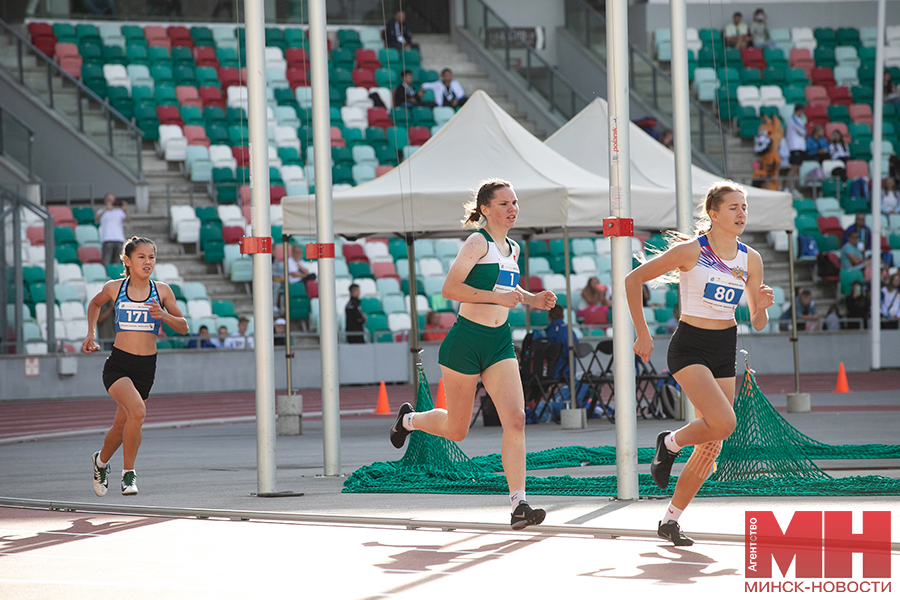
[
  {"x1": 375, "y1": 381, "x2": 391, "y2": 414},
  {"x1": 834, "y1": 362, "x2": 850, "y2": 393},
  {"x1": 435, "y1": 378, "x2": 447, "y2": 409}
]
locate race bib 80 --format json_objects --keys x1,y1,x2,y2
[
  {"x1": 116, "y1": 302, "x2": 156, "y2": 332},
  {"x1": 701, "y1": 275, "x2": 744, "y2": 311}
]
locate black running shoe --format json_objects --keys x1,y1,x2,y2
[
  {"x1": 510, "y1": 502, "x2": 546, "y2": 530},
  {"x1": 658, "y1": 520, "x2": 694, "y2": 546},
  {"x1": 650, "y1": 430, "x2": 681, "y2": 489},
  {"x1": 390, "y1": 402, "x2": 414, "y2": 449}
]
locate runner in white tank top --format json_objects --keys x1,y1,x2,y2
[{"x1": 625, "y1": 182, "x2": 775, "y2": 546}]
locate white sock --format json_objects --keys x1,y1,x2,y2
[
  {"x1": 96, "y1": 454, "x2": 107, "y2": 468},
  {"x1": 663, "y1": 502, "x2": 684, "y2": 524},
  {"x1": 402, "y1": 412, "x2": 416, "y2": 431},
  {"x1": 665, "y1": 431, "x2": 683, "y2": 453},
  {"x1": 510, "y1": 490, "x2": 526, "y2": 510},
  {"x1": 122, "y1": 469, "x2": 134, "y2": 477}
]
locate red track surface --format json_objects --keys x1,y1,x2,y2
[{"x1": 1, "y1": 371, "x2": 898, "y2": 441}]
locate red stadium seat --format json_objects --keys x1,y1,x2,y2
[
  {"x1": 351, "y1": 68, "x2": 376, "y2": 89},
  {"x1": 818, "y1": 216, "x2": 843, "y2": 238},
  {"x1": 849, "y1": 103, "x2": 873, "y2": 126},
  {"x1": 193, "y1": 47, "x2": 218, "y2": 67},
  {"x1": 845, "y1": 160, "x2": 868, "y2": 179},
  {"x1": 286, "y1": 67, "x2": 309, "y2": 88},
  {"x1": 183, "y1": 125, "x2": 210, "y2": 147},
  {"x1": 372, "y1": 261, "x2": 398, "y2": 278},
  {"x1": 367, "y1": 107, "x2": 392, "y2": 128},
  {"x1": 305, "y1": 280, "x2": 318, "y2": 299},
  {"x1": 217, "y1": 67, "x2": 240, "y2": 90},
  {"x1": 168, "y1": 26, "x2": 194, "y2": 48},
  {"x1": 144, "y1": 26, "x2": 171, "y2": 48},
  {"x1": 408, "y1": 126, "x2": 430, "y2": 146},
  {"x1": 330, "y1": 126, "x2": 346, "y2": 148},
  {"x1": 811, "y1": 67, "x2": 836, "y2": 89},
  {"x1": 804, "y1": 105, "x2": 828, "y2": 128},
  {"x1": 354, "y1": 49, "x2": 381, "y2": 71},
  {"x1": 825, "y1": 121, "x2": 850, "y2": 142},
  {"x1": 375, "y1": 165, "x2": 393, "y2": 177},
  {"x1": 222, "y1": 225, "x2": 244, "y2": 244},
  {"x1": 48, "y1": 206, "x2": 77, "y2": 229},
  {"x1": 77, "y1": 246, "x2": 102, "y2": 264},
  {"x1": 789, "y1": 48, "x2": 815, "y2": 74},
  {"x1": 285, "y1": 48, "x2": 309, "y2": 70},
  {"x1": 804, "y1": 85, "x2": 830, "y2": 108},
  {"x1": 269, "y1": 185, "x2": 286, "y2": 204},
  {"x1": 198, "y1": 86, "x2": 225, "y2": 109},
  {"x1": 232, "y1": 146, "x2": 250, "y2": 167},
  {"x1": 176, "y1": 85, "x2": 202, "y2": 107},
  {"x1": 26, "y1": 226, "x2": 45, "y2": 246},
  {"x1": 342, "y1": 243, "x2": 368, "y2": 263},
  {"x1": 29, "y1": 23, "x2": 57, "y2": 56},
  {"x1": 527, "y1": 275, "x2": 544, "y2": 292},
  {"x1": 157, "y1": 105, "x2": 184, "y2": 126},
  {"x1": 828, "y1": 86, "x2": 852, "y2": 107},
  {"x1": 741, "y1": 47, "x2": 766, "y2": 71}
]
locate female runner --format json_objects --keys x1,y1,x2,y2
[
  {"x1": 390, "y1": 179, "x2": 557, "y2": 530},
  {"x1": 83, "y1": 237, "x2": 188, "y2": 496},
  {"x1": 625, "y1": 182, "x2": 774, "y2": 545}
]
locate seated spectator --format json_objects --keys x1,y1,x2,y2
[
  {"x1": 828, "y1": 130, "x2": 850, "y2": 162},
  {"x1": 844, "y1": 280, "x2": 870, "y2": 329},
  {"x1": 658, "y1": 128, "x2": 674, "y2": 151},
  {"x1": 185, "y1": 325, "x2": 214, "y2": 349},
  {"x1": 780, "y1": 288, "x2": 819, "y2": 331},
  {"x1": 545, "y1": 305, "x2": 577, "y2": 379},
  {"x1": 749, "y1": 8, "x2": 775, "y2": 49},
  {"x1": 823, "y1": 303, "x2": 841, "y2": 331},
  {"x1": 880, "y1": 177, "x2": 900, "y2": 215},
  {"x1": 724, "y1": 11, "x2": 751, "y2": 50},
  {"x1": 384, "y1": 11, "x2": 419, "y2": 52},
  {"x1": 423, "y1": 68, "x2": 468, "y2": 109},
  {"x1": 842, "y1": 213, "x2": 872, "y2": 250},
  {"x1": 225, "y1": 316, "x2": 254, "y2": 349},
  {"x1": 422, "y1": 311, "x2": 447, "y2": 342},
  {"x1": 840, "y1": 230, "x2": 868, "y2": 271},
  {"x1": 884, "y1": 70, "x2": 900, "y2": 108},
  {"x1": 274, "y1": 317, "x2": 287, "y2": 346},
  {"x1": 579, "y1": 276, "x2": 609, "y2": 310},
  {"x1": 393, "y1": 69, "x2": 435, "y2": 108},
  {"x1": 890, "y1": 155, "x2": 900, "y2": 183},
  {"x1": 806, "y1": 125, "x2": 829, "y2": 162},
  {"x1": 881, "y1": 271, "x2": 900, "y2": 329},
  {"x1": 288, "y1": 243, "x2": 315, "y2": 284},
  {"x1": 210, "y1": 325, "x2": 229, "y2": 348}
]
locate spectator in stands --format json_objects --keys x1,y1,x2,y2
[
  {"x1": 724, "y1": 11, "x2": 751, "y2": 50},
  {"x1": 287, "y1": 243, "x2": 315, "y2": 284},
  {"x1": 545, "y1": 304, "x2": 577, "y2": 379},
  {"x1": 881, "y1": 177, "x2": 900, "y2": 215},
  {"x1": 579, "y1": 276, "x2": 609, "y2": 310},
  {"x1": 890, "y1": 155, "x2": 900, "y2": 183},
  {"x1": 659, "y1": 128, "x2": 674, "y2": 151},
  {"x1": 274, "y1": 318, "x2": 287, "y2": 346},
  {"x1": 806, "y1": 125, "x2": 829, "y2": 163},
  {"x1": 844, "y1": 280, "x2": 870, "y2": 329},
  {"x1": 97, "y1": 300, "x2": 116, "y2": 350},
  {"x1": 749, "y1": 8, "x2": 775, "y2": 49},
  {"x1": 752, "y1": 127, "x2": 781, "y2": 190},
  {"x1": 880, "y1": 270, "x2": 900, "y2": 329},
  {"x1": 785, "y1": 104, "x2": 808, "y2": 197},
  {"x1": 210, "y1": 325, "x2": 229, "y2": 348},
  {"x1": 225, "y1": 316, "x2": 254, "y2": 349},
  {"x1": 779, "y1": 288, "x2": 818, "y2": 331},
  {"x1": 393, "y1": 69, "x2": 434, "y2": 108},
  {"x1": 272, "y1": 251, "x2": 285, "y2": 315},
  {"x1": 345, "y1": 283, "x2": 366, "y2": 344},
  {"x1": 385, "y1": 11, "x2": 419, "y2": 52},
  {"x1": 96, "y1": 194, "x2": 129, "y2": 266},
  {"x1": 185, "y1": 325, "x2": 214, "y2": 349},
  {"x1": 840, "y1": 230, "x2": 868, "y2": 272},
  {"x1": 884, "y1": 70, "x2": 900, "y2": 108},
  {"x1": 828, "y1": 130, "x2": 850, "y2": 162},
  {"x1": 422, "y1": 311, "x2": 447, "y2": 342},
  {"x1": 842, "y1": 212, "x2": 872, "y2": 250},
  {"x1": 429, "y1": 68, "x2": 468, "y2": 109},
  {"x1": 823, "y1": 303, "x2": 841, "y2": 331}
]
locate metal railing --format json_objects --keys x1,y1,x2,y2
[
  {"x1": 462, "y1": 0, "x2": 590, "y2": 121},
  {"x1": 0, "y1": 18, "x2": 143, "y2": 179},
  {"x1": 0, "y1": 101, "x2": 34, "y2": 178},
  {"x1": 563, "y1": 0, "x2": 727, "y2": 174}
]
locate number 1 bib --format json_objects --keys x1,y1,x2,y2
[{"x1": 701, "y1": 275, "x2": 743, "y2": 311}]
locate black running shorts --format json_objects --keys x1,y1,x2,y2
[
  {"x1": 666, "y1": 321, "x2": 737, "y2": 379},
  {"x1": 102, "y1": 346, "x2": 157, "y2": 400}
]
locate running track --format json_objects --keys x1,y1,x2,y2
[{"x1": 2, "y1": 371, "x2": 899, "y2": 441}]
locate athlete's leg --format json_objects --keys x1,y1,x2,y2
[
  {"x1": 669, "y1": 366, "x2": 736, "y2": 447},
  {"x1": 101, "y1": 378, "x2": 147, "y2": 470},
  {"x1": 480, "y1": 358, "x2": 526, "y2": 493},
  {"x1": 670, "y1": 376, "x2": 735, "y2": 510},
  {"x1": 408, "y1": 366, "x2": 479, "y2": 442}
]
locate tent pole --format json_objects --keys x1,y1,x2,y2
[
  {"x1": 309, "y1": 0, "x2": 341, "y2": 476},
  {"x1": 406, "y1": 235, "x2": 420, "y2": 390},
  {"x1": 670, "y1": 0, "x2": 693, "y2": 234},
  {"x1": 243, "y1": 0, "x2": 276, "y2": 494},
  {"x1": 523, "y1": 233, "x2": 531, "y2": 332},
  {"x1": 870, "y1": 0, "x2": 886, "y2": 370},
  {"x1": 607, "y1": 0, "x2": 638, "y2": 501},
  {"x1": 283, "y1": 238, "x2": 293, "y2": 396},
  {"x1": 563, "y1": 227, "x2": 579, "y2": 421}
]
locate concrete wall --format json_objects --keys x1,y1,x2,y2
[
  {"x1": 632, "y1": 0, "x2": 900, "y2": 56},
  {"x1": 0, "y1": 69, "x2": 138, "y2": 203},
  {"x1": 2, "y1": 330, "x2": 897, "y2": 401}
]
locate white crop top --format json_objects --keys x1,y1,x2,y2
[{"x1": 679, "y1": 235, "x2": 749, "y2": 320}]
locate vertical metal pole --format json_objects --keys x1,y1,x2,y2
[
  {"x1": 670, "y1": 0, "x2": 693, "y2": 235},
  {"x1": 44, "y1": 213, "x2": 55, "y2": 352},
  {"x1": 244, "y1": 0, "x2": 276, "y2": 494},
  {"x1": 283, "y1": 239, "x2": 293, "y2": 395},
  {"x1": 309, "y1": 0, "x2": 341, "y2": 476},
  {"x1": 871, "y1": 0, "x2": 886, "y2": 370},
  {"x1": 523, "y1": 233, "x2": 531, "y2": 332},
  {"x1": 563, "y1": 228, "x2": 577, "y2": 411},
  {"x1": 787, "y1": 231, "x2": 801, "y2": 394},
  {"x1": 607, "y1": 0, "x2": 638, "y2": 501},
  {"x1": 406, "y1": 236, "x2": 420, "y2": 389}
]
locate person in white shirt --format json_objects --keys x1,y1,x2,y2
[
  {"x1": 880, "y1": 177, "x2": 900, "y2": 215},
  {"x1": 210, "y1": 325, "x2": 229, "y2": 348},
  {"x1": 426, "y1": 68, "x2": 467, "y2": 109},
  {"x1": 785, "y1": 105, "x2": 808, "y2": 195},
  {"x1": 287, "y1": 243, "x2": 314, "y2": 284},
  {"x1": 96, "y1": 193, "x2": 129, "y2": 266},
  {"x1": 224, "y1": 316, "x2": 254, "y2": 349},
  {"x1": 724, "y1": 12, "x2": 750, "y2": 50}
]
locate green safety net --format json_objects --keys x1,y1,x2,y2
[{"x1": 344, "y1": 367, "x2": 900, "y2": 497}]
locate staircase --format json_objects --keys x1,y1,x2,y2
[{"x1": 416, "y1": 33, "x2": 546, "y2": 139}]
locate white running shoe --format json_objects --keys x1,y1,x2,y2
[{"x1": 92, "y1": 451, "x2": 109, "y2": 497}]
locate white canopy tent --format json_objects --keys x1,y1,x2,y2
[
  {"x1": 545, "y1": 98, "x2": 793, "y2": 232},
  {"x1": 283, "y1": 91, "x2": 680, "y2": 236}
]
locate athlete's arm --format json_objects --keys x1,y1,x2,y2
[
  {"x1": 83, "y1": 280, "x2": 118, "y2": 353},
  {"x1": 625, "y1": 240, "x2": 699, "y2": 362},
  {"x1": 745, "y1": 247, "x2": 774, "y2": 331},
  {"x1": 149, "y1": 282, "x2": 189, "y2": 335},
  {"x1": 442, "y1": 232, "x2": 523, "y2": 308}
]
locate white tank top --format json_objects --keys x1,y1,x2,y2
[{"x1": 680, "y1": 235, "x2": 749, "y2": 320}]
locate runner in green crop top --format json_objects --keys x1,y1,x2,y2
[{"x1": 389, "y1": 179, "x2": 557, "y2": 530}]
